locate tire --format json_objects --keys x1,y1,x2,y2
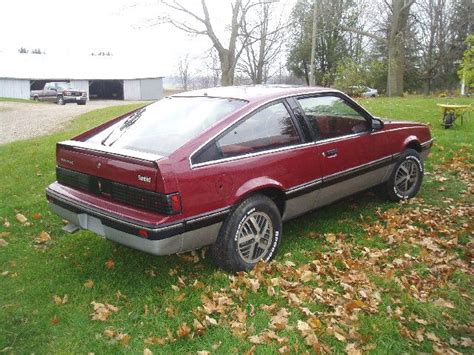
[
  {"x1": 57, "y1": 95, "x2": 65, "y2": 105},
  {"x1": 77, "y1": 102, "x2": 86, "y2": 105},
  {"x1": 384, "y1": 149, "x2": 424, "y2": 202},
  {"x1": 211, "y1": 194, "x2": 282, "y2": 273},
  {"x1": 33, "y1": 96, "x2": 39, "y2": 101}
]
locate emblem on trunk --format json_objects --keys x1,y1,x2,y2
[
  {"x1": 97, "y1": 162, "x2": 102, "y2": 169},
  {"x1": 138, "y1": 175, "x2": 152, "y2": 183}
]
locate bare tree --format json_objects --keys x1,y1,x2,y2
[
  {"x1": 343, "y1": 0, "x2": 416, "y2": 96},
  {"x1": 177, "y1": 55, "x2": 191, "y2": 91},
  {"x1": 238, "y1": 2, "x2": 286, "y2": 84},
  {"x1": 160, "y1": 0, "x2": 265, "y2": 86}
]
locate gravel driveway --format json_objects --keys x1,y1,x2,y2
[{"x1": 0, "y1": 100, "x2": 146, "y2": 145}]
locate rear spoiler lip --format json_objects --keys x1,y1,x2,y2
[{"x1": 58, "y1": 140, "x2": 164, "y2": 166}]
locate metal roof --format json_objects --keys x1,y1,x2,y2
[{"x1": 0, "y1": 54, "x2": 164, "y2": 80}]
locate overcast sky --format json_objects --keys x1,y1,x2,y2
[{"x1": 0, "y1": 0, "x2": 295, "y2": 77}]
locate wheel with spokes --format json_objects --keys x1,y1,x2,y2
[
  {"x1": 211, "y1": 194, "x2": 282, "y2": 273},
  {"x1": 385, "y1": 149, "x2": 423, "y2": 201}
]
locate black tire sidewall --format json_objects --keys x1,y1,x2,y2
[
  {"x1": 57, "y1": 96, "x2": 64, "y2": 105},
  {"x1": 387, "y1": 149, "x2": 424, "y2": 201},
  {"x1": 212, "y1": 195, "x2": 282, "y2": 272}
]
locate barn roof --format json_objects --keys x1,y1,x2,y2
[{"x1": 0, "y1": 54, "x2": 164, "y2": 80}]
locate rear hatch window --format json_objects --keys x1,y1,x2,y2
[{"x1": 88, "y1": 96, "x2": 247, "y2": 156}]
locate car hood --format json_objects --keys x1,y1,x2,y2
[{"x1": 63, "y1": 88, "x2": 86, "y2": 92}]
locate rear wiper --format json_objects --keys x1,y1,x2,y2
[
  {"x1": 120, "y1": 108, "x2": 146, "y2": 130},
  {"x1": 101, "y1": 108, "x2": 147, "y2": 146}
]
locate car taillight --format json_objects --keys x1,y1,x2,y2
[
  {"x1": 168, "y1": 194, "x2": 182, "y2": 214},
  {"x1": 138, "y1": 229, "x2": 149, "y2": 238}
]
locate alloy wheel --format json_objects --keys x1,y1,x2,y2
[
  {"x1": 394, "y1": 159, "x2": 419, "y2": 196},
  {"x1": 237, "y1": 212, "x2": 273, "y2": 263}
]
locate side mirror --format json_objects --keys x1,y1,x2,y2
[{"x1": 372, "y1": 118, "x2": 384, "y2": 131}]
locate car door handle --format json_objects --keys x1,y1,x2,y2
[{"x1": 322, "y1": 148, "x2": 338, "y2": 158}]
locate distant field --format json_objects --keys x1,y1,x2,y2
[{"x1": 0, "y1": 96, "x2": 472, "y2": 354}]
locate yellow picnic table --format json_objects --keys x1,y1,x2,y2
[{"x1": 437, "y1": 104, "x2": 472, "y2": 128}]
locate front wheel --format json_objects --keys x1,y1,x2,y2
[
  {"x1": 384, "y1": 149, "x2": 424, "y2": 202},
  {"x1": 211, "y1": 194, "x2": 282, "y2": 273},
  {"x1": 57, "y1": 95, "x2": 65, "y2": 105}
]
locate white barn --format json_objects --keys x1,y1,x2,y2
[{"x1": 0, "y1": 55, "x2": 164, "y2": 101}]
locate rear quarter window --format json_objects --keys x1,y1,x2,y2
[{"x1": 192, "y1": 101, "x2": 301, "y2": 165}]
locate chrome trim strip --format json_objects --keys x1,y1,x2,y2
[
  {"x1": 191, "y1": 142, "x2": 316, "y2": 169},
  {"x1": 314, "y1": 132, "x2": 369, "y2": 145},
  {"x1": 323, "y1": 155, "x2": 393, "y2": 181},
  {"x1": 186, "y1": 207, "x2": 231, "y2": 225},
  {"x1": 370, "y1": 126, "x2": 425, "y2": 135},
  {"x1": 421, "y1": 138, "x2": 434, "y2": 148},
  {"x1": 189, "y1": 89, "x2": 338, "y2": 169},
  {"x1": 59, "y1": 140, "x2": 164, "y2": 162},
  {"x1": 286, "y1": 178, "x2": 322, "y2": 194}
]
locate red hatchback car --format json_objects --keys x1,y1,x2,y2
[{"x1": 46, "y1": 86, "x2": 433, "y2": 272}]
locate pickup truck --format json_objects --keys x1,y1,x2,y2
[{"x1": 31, "y1": 82, "x2": 87, "y2": 105}]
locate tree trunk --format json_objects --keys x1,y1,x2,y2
[
  {"x1": 386, "y1": 0, "x2": 413, "y2": 96},
  {"x1": 219, "y1": 50, "x2": 235, "y2": 86}
]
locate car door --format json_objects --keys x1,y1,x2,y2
[
  {"x1": 44, "y1": 84, "x2": 56, "y2": 101},
  {"x1": 296, "y1": 94, "x2": 375, "y2": 207}
]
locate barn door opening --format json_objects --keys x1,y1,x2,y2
[{"x1": 89, "y1": 80, "x2": 124, "y2": 100}]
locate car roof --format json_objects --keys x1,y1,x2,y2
[{"x1": 172, "y1": 85, "x2": 334, "y2": 103}]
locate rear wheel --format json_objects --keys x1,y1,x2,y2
[
  {"x1": 384, "y1": 149, "x2": 423, "y2": 201},
  {"x1": 57, "y1": 95, "x2": 65, "y2": 105},
  {"x1": 33, "y1": 96, "x2": 39, "y2": 101},
  {"x1": 77, "y1": 101, "x2": 86, "y2": 105},
  {"x1": 211, "y1": 194, "x2": 282, "y2": 273}
]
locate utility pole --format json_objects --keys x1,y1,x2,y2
[{"x1": 309, "y1": 0, "x2": 317, "y2": 86}]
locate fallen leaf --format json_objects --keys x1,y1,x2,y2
[
  {"x1": 433, "y1": 298, "x2": 455, "y2": 309},
  {"x1": 90, "y1": 301, "x2": 119, "y2": 321},
  {"x1": 0, "y1": 239, "x2": 8, "y2": 247},
  {"x1": 103, "y1": 329, "x2": 116, "y2": 338},
  {"x1": 426, "y1": 332, "x2": 440, "y2": 342},
  {"x1": 0, "y1": 232, "x2": 10, "y2": 238},
  {"x1": 116, "y1": 333, "x2": 131, "y2": 346},
  {"x1": 33, "y1": 213, "x2": 42, "y2": 220},
  {"x1": 143, "y1": 348, "x2": 153, "y2": 355},
  {"x1": 15, "y1": 213, "x2": 28, "y2": 224},
  {"x1": 176, "y1": 323, "x2": 191, "y2": 338},
  {"x1": 50, "y1": 315, "x2": 60, "y2": 325},
  {"x1": 53, "y1": 294, "x2": 68, "y2": 305},
  {"x1": 35, "y1": 231, "x2": 51, "y2": 244},
  {"x1": 84, "y1": 279, "x2": 94, "y2": 289},
  {"x1": 105, "y1": 260, "x2": 115, "y2": 269},
  {"x1": 144, "y1": 336, "x2": 167, "y2": 345}
]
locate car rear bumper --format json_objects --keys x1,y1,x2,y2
[{"x1": 46, "y1": 187, "x2": 223, "y2": 256}]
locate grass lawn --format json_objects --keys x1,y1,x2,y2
[
  {"x1": 0, "y1": 96, "x2": 472, "y2": 354},
  {"x1": 0, "y1": 97, "x2": 43, "y2": 104}
]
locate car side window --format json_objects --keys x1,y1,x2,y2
[
  {"x1": 216, "y1": 102, "x2": 301, "y2": 158},
  {"x1": 297, "y1": 96, "x2": 369, "y2": 140}
]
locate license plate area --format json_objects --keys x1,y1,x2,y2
[{"x1": 77, "y1": 213, "x2": 105, "y2": 236}]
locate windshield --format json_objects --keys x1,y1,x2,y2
[
  {"x1": 87, "y1": 96, "x2": 247, "y2": 156},
  {"x1": 56, "y1": 82, "x2": 72, "y2": 90}
]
